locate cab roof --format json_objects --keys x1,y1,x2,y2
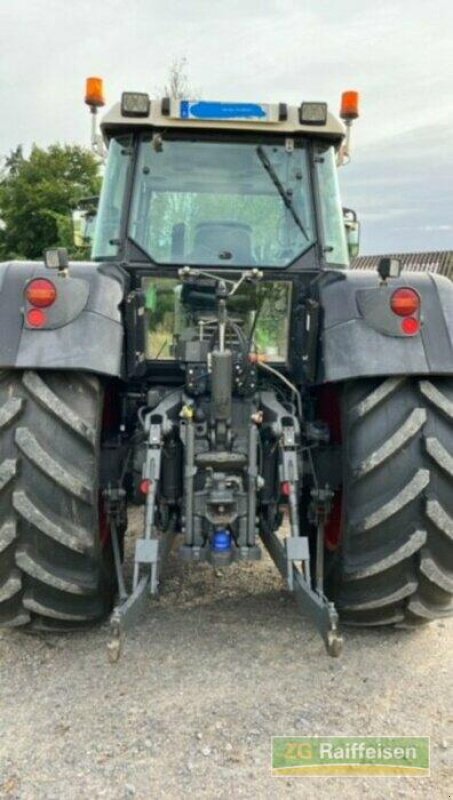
[{"x1": 100, "y1": 98, "x2": 345, "y2": 144}]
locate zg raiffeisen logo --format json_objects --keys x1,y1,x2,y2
[{"x1": 271, "y1": 736, "x2": 430, "y2": 776}]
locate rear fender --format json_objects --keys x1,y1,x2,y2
[
  {"x1": 318, "y1": 269, "x2": 453, "y2": 382},
  {"x1": 0, "y1": 260, "x2": 128, "y2": 377}
]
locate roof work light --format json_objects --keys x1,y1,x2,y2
[
  {"x1": 121, "y1": 92, "x2": 150, "y2": 117},
  {"x1": 299, "y1": 102, "x2": 328, "y2": 125}
]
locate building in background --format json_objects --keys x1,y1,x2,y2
[{"x1": 352, "y1": 251, "x2": 453, "y2": 280}]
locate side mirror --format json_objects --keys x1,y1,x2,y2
[
  {"x1": 343, "y1": 207, "x2": 360, "y2": 259},
  {"x1": 72, "y1": 196, "x2": 99, "y2": 248}
]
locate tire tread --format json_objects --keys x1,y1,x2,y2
[
  {"x1": 332, "y1": 376, "x2": 453, "y2": 627},
  {"x1": 0, "y1": 370, "x2": 114, "y2": 630}
]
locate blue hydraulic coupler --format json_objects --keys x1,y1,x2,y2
[{"x1": 211, "y1": 529, "x2": 232, "y2": 552}]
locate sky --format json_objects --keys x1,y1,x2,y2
[{"x1": 0, "y1": 0, "x2": 452, "y2": 255}]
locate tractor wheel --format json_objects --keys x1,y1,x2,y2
[
  {"x1": 328, "y1": 376, "x2": 453, "y2": 627},
  {"x1": 0, "y1": 370, "x2": 116, "y2": 630}
]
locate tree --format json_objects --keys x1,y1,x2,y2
[
  {"x1": 0, "y1": 144, "x2": 101, "y2": 260},
  {"x1": 2, "y1": 145, "x2": 24, "y2": 177},
  {"x1": 161, "y1": 57, "x2": 201, "y2": 99}
]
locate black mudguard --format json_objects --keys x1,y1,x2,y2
[
  {"x1": 0, "y1": 260, "x2": 128, "y2": 377},
  {"x1": 318, "y1": 269, "x2": 453, "y2": 383}
]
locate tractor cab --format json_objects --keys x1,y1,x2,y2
[
  {"x1": 91, "y1": 93, "x2": 356, "y2": 271},
  {"x1": 86, "y1": 92, "x2": 360, "y2": 387}
]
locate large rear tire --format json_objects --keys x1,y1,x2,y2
[
  {"x1": 328, "y1": 376, "x2": 453, "y2": 627},
  {"x1": 0, "y1": 370, "x2": 115, "y2": 630}
]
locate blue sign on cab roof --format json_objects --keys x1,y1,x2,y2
[{"x1": 180, "y1": 100, "x2": 270, "y2": 122}]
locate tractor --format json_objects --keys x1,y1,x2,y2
[{"x1": 0, "y1": 79, "x2": 452, "y2": 656}]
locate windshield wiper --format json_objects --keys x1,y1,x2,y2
[{"x1": 256, "y1": 145, "x2": 309, "y2": 242}]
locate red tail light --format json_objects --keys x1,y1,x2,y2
[
  {"x1": 26, "y1": 308, "x2": 47, "y2": 328},
  {"x1": 140, "y1": 479, "x2": 152, "y2": 495},
  {"x1": 390, "y1": 288, "x2": 420, "y2": 317},
  {"x1": 401, "y1": 317, "x2": 420, "y2": 335},
  {"x1": 25, "y1": 278, "x2": 57, "y2": 308}
]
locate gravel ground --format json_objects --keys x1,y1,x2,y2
[{"x1": 0, "y1": 509, "x2": 452, "y2": 799}]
